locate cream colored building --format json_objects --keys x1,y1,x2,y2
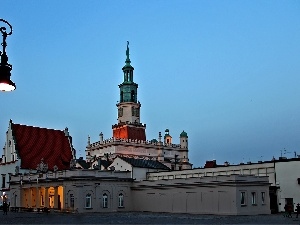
[
  {"x1": 9, "y1": 169, "x2": 270, "y2": 215},
  {"x1": 147, "y1": 158, "x2": 300, "y2": 213}
]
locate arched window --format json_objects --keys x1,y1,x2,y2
[
  {"x1": 118, "y1": 193, "x2": 124, "y2": 208},
  {"x1": 102, "y1": 193, "x2": 108, "y2": 208},
  {"x1": 70, "y1": 194, "x2": 74, "y2": 208},
  {"x1": 85, "y1": 193, "x2": 92, "y2": 208}
]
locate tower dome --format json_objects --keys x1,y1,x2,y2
[{"x1": 180, "y1": 130, "x2": 188, "y2": 138}]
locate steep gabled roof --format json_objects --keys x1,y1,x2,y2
[
  {"x1": 119, "y1": 157, "x2": 170, "y2": 170},
  {"x1": 12, "y1": 122, "x2": 73, "y2": 171}
]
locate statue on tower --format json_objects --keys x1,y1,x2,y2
[{"x1": 126, "y1": 41, "x2": 130, "y2": 59}]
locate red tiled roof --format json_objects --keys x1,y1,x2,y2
[{"x1": 12, "y1": 122, "x2": 73, "y2": 171}]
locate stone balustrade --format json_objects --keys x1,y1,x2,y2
[{"x1": 89, "y1": 138, "x2": 182, "y2": 149}]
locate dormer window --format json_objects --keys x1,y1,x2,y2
[{"x1": 8, "y1": 140, "x2": 11, "y2": 147}]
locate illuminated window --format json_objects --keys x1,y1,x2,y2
[
  {"x1": 118, "y1": 194, "x2": 124, "y2": 207},
  {"x1": 102, "y1": 194, "x2": 108, "y2": 208},
  {"x1": 85, "y1": 194, "x2": 92, "y2": 208},
  {"x1": 251, "y1": 192, "x2": 256, "y2": 205},
  {"x1": 241, "y1": 192, "x2": 246, "y2": 205}
]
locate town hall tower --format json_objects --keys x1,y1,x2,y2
[{"x1": 112, "y1": 42, "x2": 146, "y2": 141}]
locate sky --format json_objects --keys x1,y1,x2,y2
[{"x1": 1, "y1": 1, "x2": 300, "y2": 168}]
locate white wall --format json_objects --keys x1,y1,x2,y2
[
  {"x1": 132, "y1": 175, "x2": 270, "y2": 215},
  {"x1": 275, "y1": 160, "x2": 300, "y2": 211},
  {"x1": 109, "y1": 158, "x2": 132, "y2": 172},
  {"x1": 147, "y1": 162, "x2": 275, "y2": 184}
]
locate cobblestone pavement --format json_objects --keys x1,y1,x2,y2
[{"x1": 0, "y1": 211, "x2": 299, "y2": 225}]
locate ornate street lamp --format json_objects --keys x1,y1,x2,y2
[{"x1": 0, "y1": 19, "x2": 16, "y2": 91}]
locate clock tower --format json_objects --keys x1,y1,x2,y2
[{"x1": 112, "y1": 42, "x2": 146, "y2": 141}]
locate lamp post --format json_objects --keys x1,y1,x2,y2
[{"x1": 0, "y1": 19, "x2": 16, "y2": 91}]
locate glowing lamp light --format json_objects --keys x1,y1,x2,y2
[{"x1": 0, "y1": 72, "x2": 16, "y2": 91}]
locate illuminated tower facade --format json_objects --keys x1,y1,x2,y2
[{"x1": 112, "y1": 42, "x2": 146, "y2": 141}]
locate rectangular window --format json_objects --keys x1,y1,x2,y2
[
  {"x1": 241, "y1": 192, "x2": 246, "y2": 206},
  {"x1": 2, "y1": 175, "x2": 5, "y2": 188},
  {"x1": 261, "y1": 192, "x2": 265, "y2": 204},
  {"x1": 85, "y1": 194, "x2": 91, "y2": 208},
  {"x1": 251, "y1": 192, "x2": 256, "y2": 205}
]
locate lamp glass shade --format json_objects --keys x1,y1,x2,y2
[{"x1": 0, "y1": 79, "x2": 16, "y2": 91}]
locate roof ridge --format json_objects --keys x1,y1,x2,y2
[{"x1": 12, "y1": 123, "x2": 64, "y2": 132}]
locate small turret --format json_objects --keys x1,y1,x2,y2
[
  {"x1": 180, "y1": 130, "x2": 188, "y2": 149},
  {"x1": 179, "y1": 130, "x2": 189, "y2": 166},
  {"x1": 164, "y1": 129, "x2": 172, "y2": 145}
]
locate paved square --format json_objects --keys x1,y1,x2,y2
[{"x1": 0, "y1": 211, "x2": 299, "y2": 224}]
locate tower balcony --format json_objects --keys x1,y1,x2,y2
[{"x1": 112, "y1": 121, "x2": 146, "y2": 129}]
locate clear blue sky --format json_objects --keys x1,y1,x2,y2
[{"x1": 1, "y1": 1, "x2": 300, "y2": 167}]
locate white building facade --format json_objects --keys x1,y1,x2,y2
[
  {"x1": 147, "y1": 158, "x2": 300, "y2": 213},
  {"x1": 9, "y1": 169, "x2": 271, "y2": 215}
]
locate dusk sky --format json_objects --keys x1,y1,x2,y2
[{"x1": 1, "y1": 1, "x2": 300, "y2": 167}]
